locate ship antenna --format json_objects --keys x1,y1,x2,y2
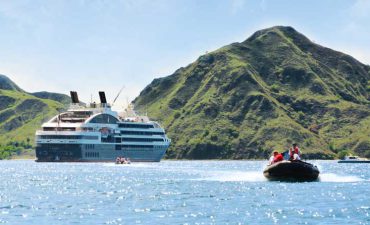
[
  {"x1": 125, "y1": 97, "x2": 129, "y2": 107},
  {"x1": 112, "y1": 85, "x2": 125, "y2": 106}
]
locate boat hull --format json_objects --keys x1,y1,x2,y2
[
  {"x1": 263, "y1": 160, "x2": 320, "y2": 182},
  {"x1": 35, "y1": 143, "x2": 167, "y2": 162}
]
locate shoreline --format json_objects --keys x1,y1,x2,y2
[{"x1": 3, "y1": 158, "x2": 341, "y2": 162}]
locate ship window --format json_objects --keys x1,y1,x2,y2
[
  {"x1": 85, "y1": 144, "x2": 95, "y2": 150},
  {"x1": 102, "y1": 137, "x2": 115, "y2": 143},
  {"x1": 46, "y1": 127, "x2": 77, "y2": 131},
  {"x1": 43, "y1": 127, "x2": 56, "y2": 131},
  {"x1": 118, "y1": 123, "x2": 154, "y2": 129},
  {"x1": 120, "y1": 131, "x2": 165, "y2": 135},
  {"x1": 121, "y1": 145, "x2": 154, "y2": 149},
  {"x1": 115, "y1": 145, "x2": 122, "y2": 150},
  {"x1": 82, "y1": 127, "x2": 94, "y2": 131},
  {"x1": 50, "y1": 111, "x2": 92, "y2": 123},
  {"x1": 38, "y1": 135, "x2": 98, "y2": 140},
  {"x1": 51, "y1": 127, "x2": 77, "y2": 131},
  {"x1": 36, "y1": 144, "x2": 81, "y2": 153},
  {"x1": 37, "y1": 135, "x2": 80, "y2": 139},
  {"x1": 122, "y1": 138, "x2": 163, "y2": 142},
  {"x1": 85, "y1": 152, "x2": 99, "y2": 158},
  {"x1": 90, "y1": 114, "x2": 118, "y2": 124},
  {"x1": 83, "y1": 136, "x2": 99, "y2": 140}
]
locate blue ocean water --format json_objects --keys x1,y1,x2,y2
[{"x1": 0, "y1": 160, "x2": 369, "y2": 225}]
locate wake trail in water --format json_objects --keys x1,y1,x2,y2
[
  {"x1": 319, "y1": 173, "x2": 364, "y2": 182},
  {"x1": 102, "y1": 163, "x2": 156, "y2": 168},
  {"x1": 194, "y1": 171, "x2": 267, "y2": 182},
  {"x1": 102, "y1": 162, "x2": 366, "y2": 183},
  {"x1": 194, "y1": 171, "x2": 365, "y2": 183}
]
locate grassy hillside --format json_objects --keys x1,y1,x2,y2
[
  {"x1": 0, "y1": 74, "x2": 69, "y2": 159},
  {"x1": 134, "y1": 26, "x2": 370, "y2": 159},
  {"x1": 31, "y1": 91, "x2": 71, "y2": 105}
]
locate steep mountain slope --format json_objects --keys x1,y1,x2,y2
[
  {"x1": 31, "y1": 91, "x2": 71, "y2": 105},
  {"x1": 0, "y1": 74, "x2": 23, "y2": 91},
  {"x1": 134, "y1": 26, "x2": 370, "y2": 159},
  {"x1": 0, "y1": 74, "x2": 69, "y2": 153}
]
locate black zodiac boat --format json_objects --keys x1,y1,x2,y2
[{"x1": 263, "y1": 160, "x2": 320, "y2": 182}]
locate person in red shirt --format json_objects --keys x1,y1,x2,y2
[
  {"x1": 289, "y1": 143, "x2": 301, "y2": 160},
  {"x1": 269, "y1": 151, "x2": 284, "y2": 165}
]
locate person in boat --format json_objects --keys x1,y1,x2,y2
[
  {"x1": 269, "y1": 153, "x2": 275, "y2": 164},
  {"x1": 115, "y1": 157, "x2": 120, "y2": 164},
  {"x1": 269, "y1": 151, "x2": 284, "y2": 165},
  {"x1": 126, "y1": 158, "x2": 131, "y2": 164},
  {"x1": 120, "y1": 157, "x2": 130, "y2": 164},
  {"x1": 289, "y1": 143, "x2": 301, "y2": 160},
  {"x1": 119, "y1": 156, "x2": 126, "y2": 164}
]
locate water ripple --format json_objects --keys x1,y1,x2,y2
[{"x1": 0, "y1": 160, "x2": 369, "y2": 224}]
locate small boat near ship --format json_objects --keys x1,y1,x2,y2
[
  {"x1": 338, "y1": 156, "x2": 370, "y2": 163},
  {"x1": 115, "y1": 157, "x2": 131, "y2": 164},
  {"x1": 263, "y1": 160, "x2": 320, "y2": 182}
]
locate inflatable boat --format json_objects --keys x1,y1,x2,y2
[{"x1": 263, "y1": 160, "x2": 320, "y2": 182}]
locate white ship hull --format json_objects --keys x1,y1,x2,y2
[{"x1": 35, "y1": 92, "x2": 171, "y2": 162}]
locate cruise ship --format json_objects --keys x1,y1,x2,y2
[{"x1": 35, "y1": 91, "x2": 171, "y2": 162}]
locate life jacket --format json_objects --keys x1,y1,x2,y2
[
  {"x1": 273, "y1": 154, "x2": 284, "y2": 163},
  {"x1": 289, "y1": 147, "x2": 300, "y2": 157}
]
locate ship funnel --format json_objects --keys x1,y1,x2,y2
[
  {"x1": 99, "y1": 91, "x2": 107, "y2": 104},
  {"x1": 70, "y1": 91, "x2": 79, "y2": 104}
]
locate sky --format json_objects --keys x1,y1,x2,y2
[{"x1": 0, "y1": 0, "x2": 369, "y2": 109}]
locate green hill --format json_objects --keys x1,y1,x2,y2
[
  {"x1": 0, "y1": 74, "x2": 70, "y2": 159},
  {"x1": 133, "y1": 26, "x2": 370, "y2": 159},
  {"x1": 0, "y1": 74, "x2": 23, "y2": 91},
  {"x1": 30, "y1": 91, "x2": 71, "y2": 105}
]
